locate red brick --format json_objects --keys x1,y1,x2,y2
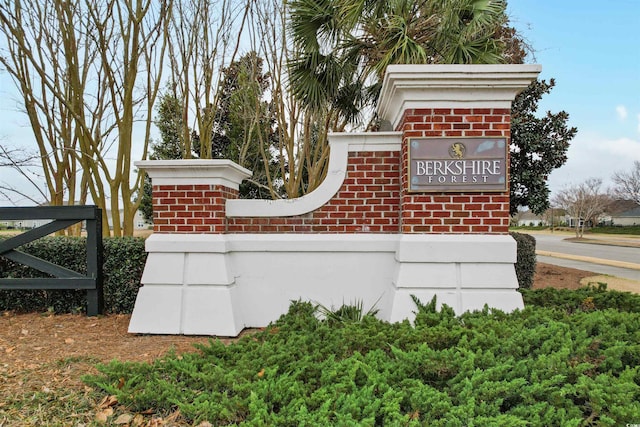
[
  {"x1": 472, "y1": 123, "x2": 490, "y2": 130},
  {"x1": 434, "y1": 123, "x2": 452, "y2": 130},
  {"x1": 463, "y1": 131, "x2": 484, "y2": 137},
  {"x1": 463, "y1": 115, "x2": 484, "y2": 123},
  {"x1": 452, "y1": 196, "x2": 471, "y2": 203},
  {"x1": 433, "y1": 211, "x2": 451, "y2": 218},
  {"x1": 404, "y1": 115, "x2": 425, "y2": 123},
  {"x1": 484, "y1": 116, "x2": 503, "y2": 123},
  {"x1": 433, "y1": 196, "x2": 451, "y2": 203},
  {"x1": 444, "y1": 204, "x2": 463, "y2": 210}
]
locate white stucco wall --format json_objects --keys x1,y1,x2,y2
[{"x1": 129, "y1": 233, "x2": 523, "y2": 336}]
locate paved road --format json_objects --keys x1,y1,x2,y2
[
  {"x1": 528, "y1": 232, "x2": 640, "y2": 282},
  {"x1": 537, "y1": 255, "x2": 640, "y2": 282}
]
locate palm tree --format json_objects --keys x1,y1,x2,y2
[{"x1": 288, "y1": 0, "x2": 509, "y2": 119}]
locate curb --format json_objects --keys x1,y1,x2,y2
[{"x1": 536, "y1": 250, "x2": 640, "y2": 271}]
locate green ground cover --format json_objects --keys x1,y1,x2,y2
[
  {"x1": 590, "y1": 226, "x2": 640, "y2": 235},
  {"x1": 83, "y1": 287, "x2": 640, "y2": 426}
]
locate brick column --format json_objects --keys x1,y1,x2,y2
[
  {"x1": 377, "y1": 64, "x2": 541, "y2": 235},
  {"x1": 135, "y1": 160, "x2": 252, "y2": 234},
  {"x1": 398, "y1": 107, "x2": 511, "y2": 233}
]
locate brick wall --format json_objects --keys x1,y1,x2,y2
[
  {"x1": 150, "y1": 111, "x2": 512, "y2": 235},
  {"x1": 227, "y1": 151, "x2": 401, "y2": 233},
  {"x1": 152, "y1": 185, "x2": 239, "y2": 233},
  {"x1": 399, "y1": 108, "x2": 511, "y2": 234}
]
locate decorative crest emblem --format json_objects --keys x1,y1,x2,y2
[{"x1": 448, "y1": 142, "x2": 466, "y2": 159}]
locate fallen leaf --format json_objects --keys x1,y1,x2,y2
[
  {"x1": 21, "y1": 329, "x2": 28, "y2": 335},
  {"x1": 95, "y1": 407, "x2": 113, "y2": 423},
  {"x1": 257, "y1": 368, "x2": 265, "y2": 378},
  {"x1": 114, "y1": 413, "x2": 133, "y2": 424},
  {"x1": 165, "y1": 409, "x2": 181, "y2": 422},
  {"x1": 131, "y1": 414, "x2": 145, "y2": 426},
  {"x1": 65, "y1": 338, "x2": 75, "y2": 344},
  {"x1": 147, "y1": 418, "x2": 164, "y2": 427},
  {"x1": 99, "y1": 394, "x2": 118, "y2": 409},
  {"x1": 5, "y1": 347, "x2": 15, "y2": 353},
  {"x1": 196, "y1": 422, "x2": 214, "y2": 427}
]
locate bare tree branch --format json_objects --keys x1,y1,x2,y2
[
  {"x1": 612, "y1": 160, "x2": 640, "y2": 206},
  {"x1": 553, "y1": 178, "x2": 611, "y2": 238}
]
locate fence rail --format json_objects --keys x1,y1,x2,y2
[{"x1": 0, "y1": 205, "x2": 103, "y2": 315}]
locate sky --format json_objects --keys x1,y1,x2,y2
[
  {"x1": 1, "y1": 1, "x2": 639, "y2": 206},
  {"x1": 506, "y1": 0, "x2": 640, "y2": 198}
]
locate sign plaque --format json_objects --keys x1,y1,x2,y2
[{"x1": 409, "y1": 137, "x2": 508, "y2": 192}]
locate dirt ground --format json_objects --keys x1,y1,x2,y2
[
  {"x1": 532, "y1": 262, "x2": 639, "y2": 292},
  {"x1": 1, "y1": 261, "x2": 638, "y2": 423}
]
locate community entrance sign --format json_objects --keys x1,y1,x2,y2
[
  {"x1": 409, "y1": 137, "x2": 508, "y2": 192},
  {"x1": 129, "y1": 64, "x2": 541, "y2": 336}
]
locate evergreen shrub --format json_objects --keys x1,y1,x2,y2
[
  {"x1": 521, "y1": 283, "x2": 640, "y2": 313},
  {"x1": 85, "y1": 290, "x2": 640, "y2": 425},
  {"x1": 511, "y1": 231, "x2": 536, "y2": 289},
  {"x1": 0, "y1": 237, "x2": 146, "y2": 313}
]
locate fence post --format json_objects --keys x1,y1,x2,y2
[{"x1": 85, "y1": 206, "x2": 104, "y2": 316}]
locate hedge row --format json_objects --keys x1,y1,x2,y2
[
  {"x1": 0, "y1": 237, "x2": 146, "y2": 314},
  {"x1": 0, "y1": 233, "x2": 537, "y2": 314},
  {"x1": 85, "y1": 292, "x2": 640, "y2": 425}
]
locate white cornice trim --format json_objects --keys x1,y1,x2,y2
[
  {"x1": 225, "y1": 132, "x2": 402, "y2": 217},
  {"x1": 134, "y1": 159, "x2": 252, "y2": 190},
  {"x1": 377, "y1": 64, "x2": 542, "y2": 129}
]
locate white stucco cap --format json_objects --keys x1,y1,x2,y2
[
  {"x1": 377, "y1": 64, "x2": 542, "y2": 129},
  {"x1": 135, "y1": 159, "x2": 252, "y2": 190}
]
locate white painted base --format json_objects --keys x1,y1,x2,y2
[{"x1": 128, "y1": 234, "x2": 524, "y2": 336}]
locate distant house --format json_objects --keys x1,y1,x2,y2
[
  {"x1": 610, "y1": 205, "x2": 640, "y2": 226},
  {"x1": 105, "y1": 209, "x2": 153, "y2": 230},
  {"x1": 134, "y1": 209, "x2": 153, "y2": 230},
  {"x1": 514, "y1": 210, "x2": 546, "y2": 227}
]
